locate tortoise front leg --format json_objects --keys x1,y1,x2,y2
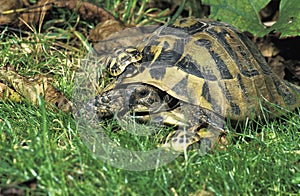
[{"x1": 161, "y1": 124, "x2": 222, "y2": 152}]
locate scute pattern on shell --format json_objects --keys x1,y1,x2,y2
[
  {"x1": 118, "y1": 18, "x2": 300, "y2": 120},
  {"x1": 94, "y1": 18, "x2": 300, "y2": 152}
]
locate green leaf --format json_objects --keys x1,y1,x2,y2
[
  {"x1": 270, "y1": 0, "x2": 300, "y2": 38},
  {"x1": 202, "y1": 0, "x2": 271, "y2": 36},
  {"x1": 202, "y1": 0, "x2": 300, "y2": 37}
]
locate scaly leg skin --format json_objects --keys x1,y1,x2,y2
[{"x1": 161, "y1": 125, "x2": 223, "y2": 153}]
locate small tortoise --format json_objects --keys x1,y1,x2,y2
[{"x1": 93, "y1": 18, "x2": 300, "y2": 152}]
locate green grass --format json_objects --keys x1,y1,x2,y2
[
  {"x1": 0, "y1": 99, "x2": 299, "y2": 195},
  {"x1": 0, "y1": 0, "x2": 300, "y2": 195}
]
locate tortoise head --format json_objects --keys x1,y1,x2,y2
[
  {"x1": 105, "y1": 47, "x2": 142, "y2": 77},
  {"x1": 93, "y1": 84, "x2": 170, "y2": 119}
]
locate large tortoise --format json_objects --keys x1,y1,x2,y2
[{"x1": 91, "y1": 18, "x2": 300, "y2": 152}]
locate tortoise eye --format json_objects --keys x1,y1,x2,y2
[
  {"x1": 138, "y1": 89, "x2": 149, "y2": 98},
  {"x1": 101, "y1": 96, "x2": 111, "y2": 103},
  {"x1": 128, "y1": 49, "x2": 139, "y2": 56}
]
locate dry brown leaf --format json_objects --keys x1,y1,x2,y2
[
  {"x1": 267, "y1": 55, "x2": 286, "y2": 79},
  {"x1": 89, "y1": 19, "x2": 125, "y2": 42},
  {"x1": 256, "y1": 37, "x2": 280, "y2": 58},
  {"x1": 189, "y1": 184, "x2": 215, "y2": 196},
  {"x1": 93, "y1": 25, "x2": 158, "y2": 54},
  {"x1": 0, "y1": 177, "x2": 38, "y2": 196},
  {"x1": 0, "y1": 83, "x2": 22, "y2": 102},
  {"x1": 190, "y1": 189, "x2": 215, "y2": 196},
  {"x1": 0, "y1": 0, "x2": 23, "y2": 25},
  {"x1": 0, "y1": 0, "x2": 115, "y2": 29},
  {"x1": 0, "y1": 67, "x2": 72, "y2": 112},
  {"x1": 254, "y1": 37, "x2": 285, "y2": 79}
]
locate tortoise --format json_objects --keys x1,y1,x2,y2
[{"x1": 92, "y1": 18, "x2": 300, "y2": 152}]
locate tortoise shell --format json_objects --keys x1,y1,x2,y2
[{"x1": 113, "y1": 18, "x2": 300, "y2": 120}]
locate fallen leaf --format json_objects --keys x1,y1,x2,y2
[
  {"x1": 0, "y1": 177, "x2": 38, "y2": 196},
  {"x1": 0, "y1": 0, "x2": 23, "y2": 25},
  {"x1": 0, "y1": 83, "x2": 22, "y2": 102},
  {"x1": 0, "y1": 67, "x2": 72, "y2": 112}
]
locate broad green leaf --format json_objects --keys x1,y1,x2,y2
[
  {"x1": 202, "y1": 0, "x2": 300, "y2": 37},
  {"x1": 202, "y1": 0, "x2": 271, "y2": 36},
  {"x1": 270, "y1": 0, "x2": 300, "y2": 37}
]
